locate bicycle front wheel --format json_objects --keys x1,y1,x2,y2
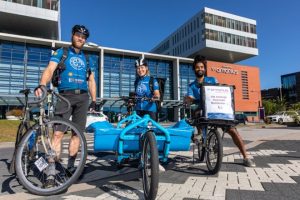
[
  {"x1": 15, "y1": 117, "x2": 87, "y2": 195},
  {"x1": 141, "y1": 131, "x2": 159, "y2": 200},
  {"x1": 10, "y1": 122, "x2": 29, "y2": 174},
  {"x1": 205, "y1": 129, "x2": 223, "y2": 174}
]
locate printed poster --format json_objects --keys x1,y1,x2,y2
[{"x1": 204, "y1": 86, "x2": 234, "y2": 120}]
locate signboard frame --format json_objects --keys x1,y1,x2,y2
[{"x1": 201, "y1": 84, "x2": 235, "y2": 121}]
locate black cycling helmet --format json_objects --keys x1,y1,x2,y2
[
  {"x1": 135, "y1": 58, "x2": 148, "y2": 67},
  {"x1": 193, "y1": 55, "x2": 207, "y2": 70},
  {"x1": 72, "y1": 25, "x2": 89, "y2": 39}
]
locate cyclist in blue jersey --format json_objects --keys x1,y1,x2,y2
[
  {"x1": 134, "y1": 58, "x2": 166, "y2": 172},
  {"x1": 35, "y1": 25, "x2": 97, "y2": 186},
  {"x1": 184, "y1": 55, "x2": 256, "y2": 167},
  {"x1": 134, "y1": 58, "x2": 160, "y2": 121}
]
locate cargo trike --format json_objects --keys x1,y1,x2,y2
[{"x1": 90, "y1": 84, "x2": 237, "y2": 199}]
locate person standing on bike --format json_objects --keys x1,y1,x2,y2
[
  {"x1": 134, "y1": 58, "x2": 160, "y2": 121},
  {"x1": 35, "y1": 25, "x2": 96, "y2": 184},
  {"x1": 184, "y1": 55, "x2": 256, "y2": 167}
]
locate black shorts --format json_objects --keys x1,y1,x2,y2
[
  {"x1": 221, "y1": 125, "x2": 236, "y2": 133},
  {"x1": 55, "y1": 93, "x2": 89, "y2": 134}
]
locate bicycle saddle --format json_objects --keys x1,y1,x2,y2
[{"x1": 19, "y1": 89, "x2": 31, "y2": 95}]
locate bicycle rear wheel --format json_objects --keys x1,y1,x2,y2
[
  {"x1": 15, "y1": 117, "x2": 87, "y2": 195},
  {"x1": 205, "y1": 129, "x2": 223, "y2": 174},
  {"x1": 141, "y1": 131, "x2": 159, "y2": 200}
]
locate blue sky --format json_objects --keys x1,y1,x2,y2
[{"x1": 60, "y1": 0, "x2": 300, "y2": 90}]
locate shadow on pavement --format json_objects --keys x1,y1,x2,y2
[{"x1": 0, "y1": 158, "x2": 18, "y2": 194}]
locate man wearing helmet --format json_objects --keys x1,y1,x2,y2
[
  {"x1": 134, "y1": 58, "x2": 160, "y2": 121},
  {"x1": 35, "y1": 25, "x2": 96, "y2": 186},
  {"x1": 184, "y1": 55, "x2": 256, "y2": 167}
]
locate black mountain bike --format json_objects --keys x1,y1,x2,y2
[{"x1": 13, "y1": 86, "x2": 87, "y2": 195}]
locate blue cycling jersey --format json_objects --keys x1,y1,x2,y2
[
  {"x1": 134, "y1": 75, "x2": 159, "y2": 112},
  {"x1": 187, "y1": 76, "x2": 218, "y2": 101},
  {"x1": 50, "y1": 47, "x2": 88, "y2": 92}
]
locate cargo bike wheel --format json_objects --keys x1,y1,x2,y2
[
  {"x1": 15, "y1": 118, "x2": 87, "y2": 196},
  {"x1": 141, "y1": 131, "x2": 159, "y2": 200},
  {"x1": 205, "y1": 129, "x2": 223, "y2": 174}
]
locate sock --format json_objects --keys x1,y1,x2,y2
[{"x1": 67, "y1": 155, "x2": 76, "y2": 169}]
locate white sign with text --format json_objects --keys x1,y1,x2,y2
[{"x1": 204, "y1": 86, "x2": 234, "y2": 120}]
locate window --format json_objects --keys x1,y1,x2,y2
[{"x1": 241, "y1": 71, "x2": 249, "y2": 99}]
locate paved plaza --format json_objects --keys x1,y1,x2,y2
[{"x1": 1, "y1": 125, "x2": 300, "y2": 200}]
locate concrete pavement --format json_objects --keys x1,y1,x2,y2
[{"x1": 1, "y1": 124, "x2": 300, "y2": 199}]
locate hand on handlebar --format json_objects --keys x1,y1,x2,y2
[
  {"x1": 151, "y1": 96, "x2": 159, "y2": 102},
  {"x1": 89, "y1": 101, "x2": 96, "y2": 112},
  {"x1": 34, "y1": 85, "x2": 46, "y2": 97}
]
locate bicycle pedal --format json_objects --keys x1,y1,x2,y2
[{"x1": 43, "y1": 177, "x2": 56, "y2": 188}]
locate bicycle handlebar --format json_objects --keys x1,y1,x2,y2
[
  {"x1": 27, "y1": 85, "x2": 71, "y2": 114},
  {"x1": 28, "y1": 85, "x2": 48, "y2": 105},
  {"x1": 120, "y1": 96, "x2": 159, "y2": 102}
]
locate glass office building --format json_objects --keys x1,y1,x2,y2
[
  {"x1": 0, "y1": 33, "x2": 196, "y2": 120},
  {"x1": 151, "y1": 7, "x2": 258, "y2": 63},
  {"x1": 281, "y1": 72, "x2": 300, "y2": 104},
  {"x1": 103, "y1": 54, "x2": 173, "y2": 100},
  {"x1": 0, "y1": 0, "x2": 60, "y2": 39}
]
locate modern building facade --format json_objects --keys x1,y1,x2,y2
[
  {"x1": 0, "y1": 33, "x2": 261, "y2": 121},
  {"x1": 206, "y1": 61, "x2": 261, "y2": 121},
  {"x1": 261, "y1": 88, "x2": 281, "y2": 101},
  {"x1": 0, "y1": 0, "x2": 60, "y2": 40},
  {"x1": 281, "y1": 72, "x2": 300, "y2": 104},
  {"x1": 0, "y1": 4, "x2": 262, "y2": 122},
  {"x1": 151, "y1": 7, "x2": 258, "y2": 63}
]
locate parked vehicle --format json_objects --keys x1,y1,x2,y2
[
  {"x1": 292, "y1": 111, "x2": 300, "y2": 126},
  {"x1": 85, "y1": 111, "x2": 108, "y2": 128},
  {"x1": 266, "y1": 111, "x2": 299, "y2": 125},
  {"x1": 235, "y1": 113, "x2": 248, "y2": 125}
]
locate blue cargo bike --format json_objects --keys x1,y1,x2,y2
[{"x1": 14, "y1": 84, "x2": 237, "y2": 200}]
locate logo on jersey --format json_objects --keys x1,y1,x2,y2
[
  {"x1": 136, "y1": 83, "x2": 147, "y2": 96},
  {"x1": 70, "y1": 57, "x2": 85, "y2": 70}
]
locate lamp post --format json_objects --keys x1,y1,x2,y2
[{"x1": 250, "y1": 90, "x2": 262, "y2": 122}]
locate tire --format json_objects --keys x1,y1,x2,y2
[
  {"x1": 295, "y1": 119, "x2": 300, "y2": 126},
  {"x1": 9, "y1": 123, "x2": 29, "y2": 174},
  {"x1": 15, "y1": 117, "x2": 87, "y2": 196},
  {"x1": 197, "y1": 140, "x2": 206, "y2": 162},
  {"x1": 141, "y1": 131, "x2": 159, "y2": 200},
  {"x1": 205, "y1": 129, "x2": 223, "y2": 174},
  {"x1": 278, "y1": 118, "x2": 283, "y2": 125}
]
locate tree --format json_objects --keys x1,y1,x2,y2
[
  {"x1": 274, "y1": 98, "x2": 286, "y2": 112},
  {"x1": 262, "y1": 99, "x2": 277, "y2": 116},
  {"x1": 289, "y1": 102, "x2": 300, "y2": 111}
]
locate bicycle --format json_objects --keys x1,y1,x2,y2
[
  {"x1": 91, "y1": 95, "x2": 161, "y2": 200},
  {"x1": 182, "y1": 84, "x2": 237, "y2": 174},
  {"x1": 14, "y1": 85, "x2": 87, "y2": 195}
]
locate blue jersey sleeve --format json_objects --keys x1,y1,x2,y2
[
  {"x1": 187, "y1": 84, "x2": 195, "y2": 98},
  {"x1": 50, "y1": 48, "x2": 64, "y2": 63},
  {"x1": 213, "y1": 77, "x2": 218, "y2": 84},
  {"x1": 153, "y1": 78, "x2": 159, "y2": 91}
]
